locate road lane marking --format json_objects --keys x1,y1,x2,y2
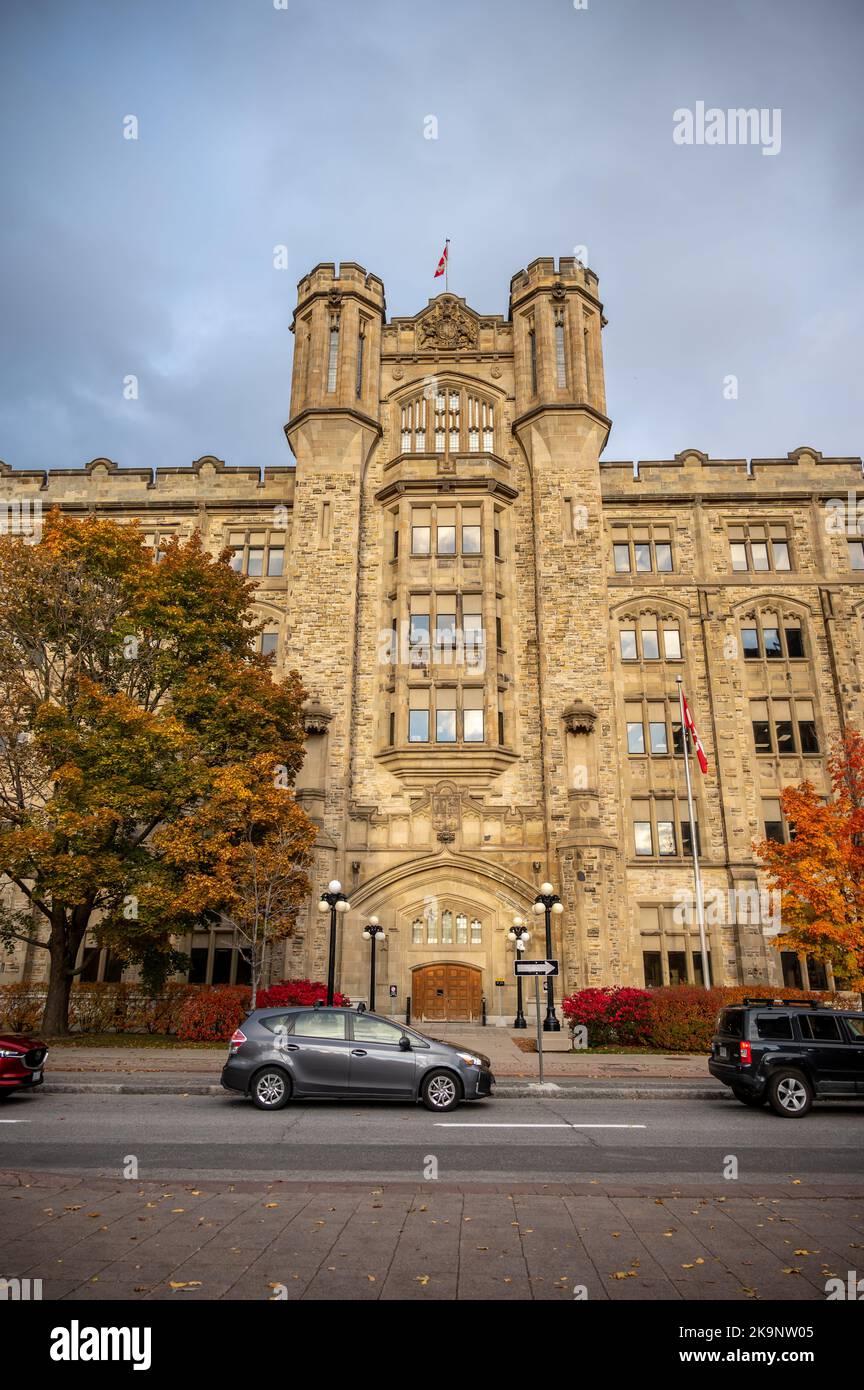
[{"x1": 434, "y1": 1122, "x2": 647, "y2": 1129}]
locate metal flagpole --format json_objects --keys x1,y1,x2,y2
[
  {"x1": 444, "y1": 239, "x2": 449, "y2": 293},
  {"x1": 676, "y1": 676, "x2": 711, "y2": 988}
]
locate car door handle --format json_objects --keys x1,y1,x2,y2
[
  {"x1": 282, "y1": 1043, "x2": 299, "y2": 1051},
  {"x1": 351, "y1": 1049, "x2": 367, "y2": 1057}
]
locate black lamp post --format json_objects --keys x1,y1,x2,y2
[
  {"x1": 507, "y1": 916, "x2": 531, "y2": 1028},
  {"x1": 362, "y1": 916, "x2": 385, "y2": 1011},
  {"x1": 532, "y1": 881, "x2": 564, "y2": 1031},
  {"x1": 317, "y1": 879, "x2": 350, "y2": 1005}
]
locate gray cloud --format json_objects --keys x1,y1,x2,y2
[{"x1": 1, "y1": 0, "x2": 861, "y2": 470}]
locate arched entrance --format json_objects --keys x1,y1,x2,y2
[{"x1": 412, "y1": 962, "x2": 482, "y2": 1022}]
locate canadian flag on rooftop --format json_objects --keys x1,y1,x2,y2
[
  {"x1": 433, "y1": 242, "x2": 449, "y2": 278},
  {"x1": 682, "y1": 692, "x2": 708, "y2": 774}
]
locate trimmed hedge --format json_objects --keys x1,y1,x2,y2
[
  {"x1": 561, "y1": 984, "x2": 842, "y2": 1052},
  {"x1": 175, "y1": 985, "x2": 252, "y2": 1042},
  {"x1": 644, "y1": 985, "x2": 838, "y2": 1053},
  {"x1": 0, "y1": 979, "x2": 347, "y2": 1039},
  {"x1": 0, "y1": 982, "x2": 201, "y2": 1036}
]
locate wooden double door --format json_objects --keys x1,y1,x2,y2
[{"x1": 412, "y1": 963, "x2": 482, "y2": 1022}]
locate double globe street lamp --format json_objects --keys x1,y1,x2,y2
[
  {"x1": 361, "y1": 916, "x2": 386, "y2": 1012},
  {"x1": 532, "y1": 882, "x2": 564, "y2": 1031},
  {"x1": 507, "y1": 915, "x2": 531, "y2": 1029},
  {"x1": 317, "y1": 879, "x2": 350, "y2": 1005}
]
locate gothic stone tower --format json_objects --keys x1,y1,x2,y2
[{"x1": 283, "y1": 256, "x2": 627, "y2": 1021}]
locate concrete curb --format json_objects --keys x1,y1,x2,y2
[{"x1": 42, "y1": 1079, "x2": 729, "y2": 1100}]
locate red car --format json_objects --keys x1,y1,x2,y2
[{"x1": 0, "y1": 1032, "x2": 48, "y2": 1097}]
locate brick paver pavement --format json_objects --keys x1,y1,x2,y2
[{"x1": 3, "y1": 1170, "x2": 862, "y2": 1301}]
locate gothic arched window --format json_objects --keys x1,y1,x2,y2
[{"x1": 398, "y1": 386, "x2": 496, "y2": 457}]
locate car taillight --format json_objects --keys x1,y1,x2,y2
[
  {"x1": 739, "y1": 1040, "x2": 752, "y2": 1065},
  {"x1": 229, "y1": 1028, "x2": 247, "y2": 1048}
]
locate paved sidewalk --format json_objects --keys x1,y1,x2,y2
[
  {"x1": 2, "y1": 1170, "x2": 861, "y2": 1301},
  {"x1": 46, "y1": 1029, "x2": 709, "y2": 1080}
]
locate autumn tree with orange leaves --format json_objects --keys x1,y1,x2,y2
[
  {"x1": 0, "y1": 512, "x2": 313, "y2": 1034},
  {"x1": 155, "y1": 756, "x2": 317, "y2": 1008},
  {"x1": 755, "y1": 729, "x2": 864, "y2": 990}
]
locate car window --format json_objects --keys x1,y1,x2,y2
[
  {"x1": 843, "y1": 1016, "x2": 864, "y2": 1040},
  {"x1": 798, "y1": 1015, "x2": 842, "y2": 1042},
  {"x1": 260, "y1": 1014, "x2": 294, "y2": 1035},
  {"x1": 755, "y1": 1013, "x2": 793, "y2": 1040},
  {"x1": 352, "y1": 1015, "x2": 406, "y2": 1045},
  {"x1": 717, "y1": 1009, "x2": 744, "y2": 1038},
  {"x1": 292, "y1": 1011, "x2": 347, "y2": 1039}
]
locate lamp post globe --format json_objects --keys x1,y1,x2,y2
[
  {"x1": 362, "y1": 916, "x2": 385, "y2": 1011},
  {"x1": 509, "y1": 914, "x2": 531, "y2": 1029},
  {"x1": 532, "y1": 884, "x2": 563, "y2": 1031},
  {"x1": 319, "y1": 880, "x2": 351, "y2": 1005}
]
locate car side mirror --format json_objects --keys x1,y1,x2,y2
[{"x1": 399, "y1": 1035, "x2": 412, "y2": 1051}]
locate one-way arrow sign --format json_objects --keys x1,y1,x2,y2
[{"x1": 514, "y1": 959, "x2": 559, "y2": 977}]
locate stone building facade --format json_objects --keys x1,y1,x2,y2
[{"x1": 2, "y1": 255, "x2": 862, "y2": 1021}]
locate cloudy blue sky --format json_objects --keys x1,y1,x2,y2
[{"x1": 0, "y1": 0, "x2": 861, "y2": 471}]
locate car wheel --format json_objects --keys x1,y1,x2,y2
[
  {"x1": 250, "y1": 1067, "x2": 292, "y2": 1111},
  {"x1": 732, "y1": 1086, "x2": 765, "y2": 1107},
  {"x1": 767, "y1": 1068, "x2": 813, "y2": 1118},
  {"x1": 421, "y1": 1070, "x2": 462, "y2": 1113}
]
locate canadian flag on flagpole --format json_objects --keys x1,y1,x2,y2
[
  {"x1": 681, "y1": 692, "x2": 708, "y2": 774},
  {"x1": 434, "y1": 242, "x2": 449, "y2": 278}
]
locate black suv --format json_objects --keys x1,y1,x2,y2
[{"x1": 709, "y1": 998, "x2": 864, "y2": 1117}]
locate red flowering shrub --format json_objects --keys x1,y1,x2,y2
[
  {"x1": 560, "y1": 987, "x2": 652, "y2": 1045},
  {"x1": 257, "y1": 979, "x2": 350, "y2": 1009},
  {"x1": 175, "y1": 986, "x2": 252, "y2": 1041}
]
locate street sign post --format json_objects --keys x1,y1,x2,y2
[
  {"x1": 514, "y1": 960, "x2": 559, "y2": 1082},
  {"x1": 514, "y1": 959, "x2": 559, "y2": 977}
]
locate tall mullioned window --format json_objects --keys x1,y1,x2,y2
[
  {"x1": 750, "y1": 698, "x2": 819, "y2": 755},
  {"x1": 611, "y1": 524, "x2": 674, "y2": 574},
  {"x1": 740, "y1": 610, "x2": 805, "y2": 661},
  {"x1": 728, "y1": 523, "x2": 791, "y2": 572},
  {"x1": 529, "y1": 324, "x2": 538, "y2": 394},
  {"x1": 399, "y1": 387, "x2": 496, "y2": 456},
  {"x1": 356, "y1": 322, "x2": 366, "y2": 398},
  {"x1": 411, "y1": 905, "x2": 483, "y2": 946},
  {"x1": 632, "y1": 799, "x2": 700, "y2": 859},
  {"x1": 327, "y1": 321, "x2": 340, "y2": 393},
  {"x1": 618, "y1": 615, "x2": 682, "y2": 662},
  {"x1": 228, "y1": 530, "x2": 287, "y2": 578},
  {"x1": 555, "y1": 313, "x2": 567, "y2": 389}
]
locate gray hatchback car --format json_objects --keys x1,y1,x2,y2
[{"x1": 221, "y1": 1004, "x2": 496, "y2": 1112}]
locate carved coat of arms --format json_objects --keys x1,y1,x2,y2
[{"x1": 418, "y1": 299, "x2": 478, "y2": 351}]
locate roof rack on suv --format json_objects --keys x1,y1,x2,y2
[{"x1": 741, "y1": 996, "x2": 821, "y2": 1008}]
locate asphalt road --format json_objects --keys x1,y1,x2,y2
[{"x1": 2, "y1": 1089, "x2": 864, "y2": 1184}]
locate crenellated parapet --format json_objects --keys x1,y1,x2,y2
[
  {"x1": 600, "y1": 446, "x2": 864, "y2": 499},
  {"x1": 0, "y1": 456, "x2": 295, "y2": 510}
]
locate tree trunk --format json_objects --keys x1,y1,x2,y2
[
  {"x1": 40, "y1": 912, "x2": 86, "y2": 1037},
  {"x1": 41, "y1": 930, "x2": 73, "y2": 1037}
]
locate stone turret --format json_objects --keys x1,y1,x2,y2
[
  {"x1": 287, "y1": 262, "x2": 386, "y2": 429},
  {"x1": 509, "y1": 255, "x2": 607, "y2": 422}
]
